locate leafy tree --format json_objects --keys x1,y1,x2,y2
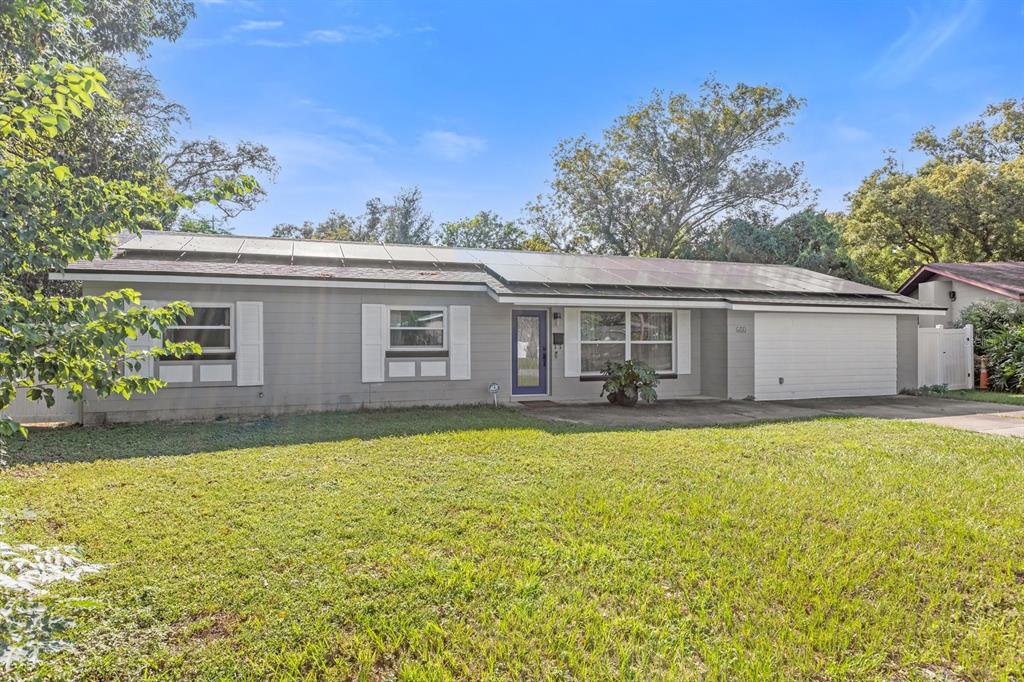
[
  {"x1": 2, "y1": 0, "x2": 277, "y2": 231},
  {"x1": 690, "y1": 209, "x2": 869, "y2": 282},
  {"x1": 439, "y1": 211, "x2": 527, "y2": 250},
  {"x1": 844, "y1": 100, "x2": 1024, "y2": 287},
  {"x1": 381, "y1": 187, "x2": 433, "y2": 244},
  {"x1": 520, "y1": 195, "x2": 590, "y2": 253},
  {"x1": 272, "y1": 188, "x2": 435, "y2": 244},
  {"x1": 272, "y1": 211, "x2": 359, "y2": 241},
  {"x1": 0, "y1": 0, "x2": 256, "y2": 451},
  {"x1": 533, "y1": 78, "x2": 810, "y2": 258}
]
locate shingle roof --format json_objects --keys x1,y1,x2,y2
[
  {"x1": 898, "y1": 262, "x2": 1024, "y2": 300},
  {"x1": 60, "y1": 231, "x2": 937, "y2": 310}
]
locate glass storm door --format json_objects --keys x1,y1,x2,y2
[{"x1": 512, "y1": 310, "x2": 548, "y2": 395}]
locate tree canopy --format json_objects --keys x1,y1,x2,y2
[
  {"x1": 1, "y1": 0, "x2": 277, "y2": 233},
  {"x1": 843, "y1": 100, "x2": 1024, "y2": 287},
  {"x1": 272, "y1": 188, "x2": 435, "y2": 244},
  {"x1": 0, "y1": 0, "x2": 258, "y2": 448},
  {"x1": 532, "y1": 79, "x2": 810, "y2": 258},
  {"x1": 438, "y1": 211, "x2": 527, "y2": 250},
  {"x1": 690, "y1": 209, "x2": 869, "y2": 283}
]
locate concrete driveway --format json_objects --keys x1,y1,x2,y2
[{"x1": 518, "y1": 395, "x2": 1024, "y2": 437}]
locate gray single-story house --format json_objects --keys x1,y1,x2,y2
[
  {"x1": 899, "y1": 261, "x2": 1024, "y2": 327},
  {"x1": 50, "y1": 231, "x2": 943, "y2": 425}
]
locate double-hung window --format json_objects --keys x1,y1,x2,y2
[
  {"x1": 388, "y1": 308, "x2": 446, "y2": 350},
  {"x1": 580, "y1": 309, "x2": 674, "y2": 374},
  {"x1": 164, "y1": 304, "x2": 233, "y2": 354},
  {"x1": 629, "y1": 311, "x2": 674, "y2": 371}
]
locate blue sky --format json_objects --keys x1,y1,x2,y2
[{"x1": 150, "y1": 0, "x2": 1024, "y2": 236}]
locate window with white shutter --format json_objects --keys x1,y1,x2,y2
[
  {"x1": 361, "y1": 303, "x2": 387, "y2": 383},
  {"x1": 235, "y1": 301, "x2": 264, "y2": 386},
  {"x1": 449, "y1": 305, "x2": 471, "y2": 380}
]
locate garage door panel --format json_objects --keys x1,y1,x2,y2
[{"x1": 754, "y1": 313, "x2": 896, "y2": 400}]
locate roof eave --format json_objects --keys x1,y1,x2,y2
[{"x1": 898, "y1": 264, "x2": 1024, "y2": 300}]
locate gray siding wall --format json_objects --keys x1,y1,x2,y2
[
  {"x1": 896, "y1": 315, "x2": 918, "y2": 391},
  {"x1": 699, "y1": 310, "x2": 728, "y2": 398},
  {"x1": 81, "y1": 282, "x2": 513, "y2": 424},
  {"x1": 915, "y1": 277, "x2": 1008, "y2": 327},
  {"x1": 546, "y1": 306, "x2": 703, "y2": 401},
  {"x1": 81, "y1": 284, "x2": 713, "y2": 423},
  {"x1": 726, "y1": 311, "x2": 756, "y2": 399}
]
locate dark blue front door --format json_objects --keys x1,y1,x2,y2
[{"x1": 512, "y1": 310, "x2": 548, "y2": 395}]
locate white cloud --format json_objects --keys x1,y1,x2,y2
[
  {"x1": 834, "y1": 123, "x2": 871, "y2": 143},
  {"x1": 418, "y1": 130, "x2": 487, "y2": 161},
  {"x1": 293, "y1": 99, "x2": 395, "y2": 146},
  {"x1": 247, "y1": 38, "x2": 299, "y2": 48},
  {"x1": 306, "y1": 25, "x2": 396, "y2": 44},
  {"x1": 865, "y1": 0, "x2": 983, "y2": 85},
  {"x1": 234, "y1": 19, "x2": 283, "y2": 32},
  {"x1": 246, "y1": 24, "x2": 397, "y2": 48}
]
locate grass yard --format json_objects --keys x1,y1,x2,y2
[{"x1": 2, "y1": 407, "x2": 1024, "y2": 680}]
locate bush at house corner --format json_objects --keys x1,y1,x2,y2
[{"x1": 960, "y1": 301, "x2": 1024, "y2": 392}]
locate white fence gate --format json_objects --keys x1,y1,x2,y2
[
  {"x1": 918, "y1": 324, "x2": 974, "y2": 390},
  {"x1": 1, "y1": 387, "x2": 83, "y2": 425}
]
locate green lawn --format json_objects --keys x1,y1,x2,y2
[
  {"x1": 3, "y1": 408, "x2": 1024, "y2": 679},
  {"x1": 923, "y1": 388, "x2": 1024, "y2": 406}
]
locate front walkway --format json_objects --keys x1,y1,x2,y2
[{"x1": 518, "y1": 395, "x2": 1024, "y2": 437}]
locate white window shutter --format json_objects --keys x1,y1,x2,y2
[
  {"x1": 449, "y1": 305, "x2": 471, "y2": 380},
  {"x1": 361, "y1": 303, "x2": 386, "y2": 383},
  {"x1": 676, "y1": 310, "x2": 692, "y2": 375},
  {"x1": 126, "y1": 299, "x2": 157, "y2": 378},
  {"x1": 236, "y1": 301, "x2": 264, "y2": 386},
  {"x1": 563, "y1": 307, "x2": 580, "y2": 378}
]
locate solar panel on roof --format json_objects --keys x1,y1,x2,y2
[
  {"x1": 487, "y1": 263, "x2": 557, "y2": 283},
  {"x1": 181, "y1": 235, "x2": 245, "y2": 253},
  {"x1": 382, "y1": 244, "x2": 438, "y2": 262},
  {"x1": 340, "y1": 243, "x2": 391, "y2": 260},
  {"x1": 425, "y1": 247, "x2": 481, "y2": 264},
  {"x1": 240, "y1": 239, "x2": 293, "y2": 257},
  {"x1": 470, "y1": 250, "x2": 528, "y2": 265},
  {"x1": 115, "y1": 230, "x2": 898, "y2": 297},
  {"x1": 600, "y1": 267, "x2": 678, "y2": 287},
  {"x1": 292, "y1": 241, "x2": 343, "y2": 260},
  {"x1": 528, "y1": 266, "x2": 634, "y2": 286},
  {"x1": 123, "y1": 233, "x2": 194, "y2": 252}
]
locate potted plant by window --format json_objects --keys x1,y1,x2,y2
[{"x1": 600, "y1": 359, "x2": 660, "y2": 407}]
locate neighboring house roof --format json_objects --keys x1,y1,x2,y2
[
  {"x1": 898, "y1": 262, "x2": 1024, "y2": 300},
  {"x1": 57, "y1": 230, "x2": 940, "y2": 312}
]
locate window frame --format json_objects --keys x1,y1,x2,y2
[
  {"x1": 578, "y1": 308, "x2": 675, "y2": 376},
  {"x1": 164, "y1": 302, "x2": 234, "y2": 354},
  {"x1": 386, "y1": 305, "x2": 448, "y2": 351}
]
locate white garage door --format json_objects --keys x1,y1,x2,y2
[{"x1": 754, "y1": 313, "x2": 897, "y2": 400}]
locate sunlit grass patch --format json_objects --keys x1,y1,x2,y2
[{"x1": 2, "y1": 407, "x2": 1023, "y2": 679}]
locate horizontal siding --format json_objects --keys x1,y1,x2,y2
[
  {"x1": 547, "y1": 306, "x2": 703, "y2": 400},
  {"x1": 726, "y1": 311, "x2": 755, "y2": 399},
  {"x1": 81, "y1": 283, "x2": 512, "y2": 423},
  {"x1": 754, "y1": 312, "x2": 896, "y2": 400}
]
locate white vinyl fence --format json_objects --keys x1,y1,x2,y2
[
  {"x1": 1, "y1": 387, "x2": 83, "y2": 425},
  {"x1": 918, "y1": 324, "x2": 974, "y2": 390}
]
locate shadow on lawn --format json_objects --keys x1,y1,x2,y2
[
  {"x1": 9, "y1": 393, "x2": 1008, "y2": 466},
  {"x1": 1, "y1": 403, "x2": 861, "y2": 466}
]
